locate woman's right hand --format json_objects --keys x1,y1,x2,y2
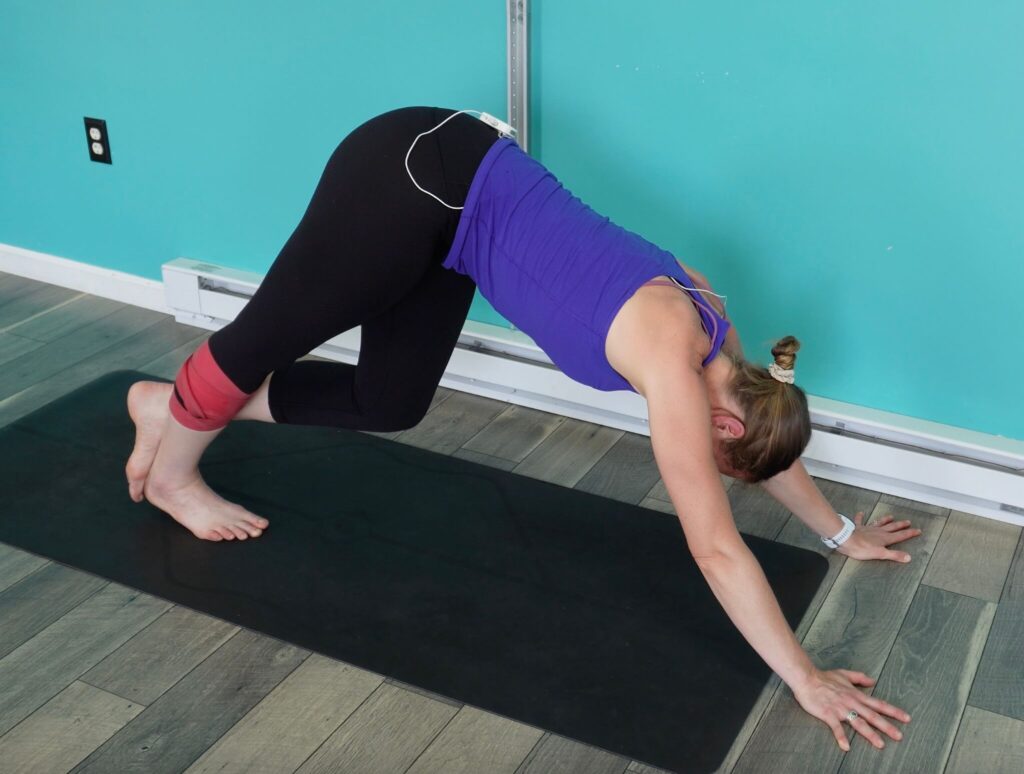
[{"x1": 790, "y1": 667, "x2": 911, "y2": 751}]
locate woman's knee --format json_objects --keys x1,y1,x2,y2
[{"x1": 361, "y1": 390, "x2": 433, "y2": 433}]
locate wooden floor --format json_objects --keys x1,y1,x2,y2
[{"x1": 0, "y1": 270, "x2": 1022, "y2": 774}]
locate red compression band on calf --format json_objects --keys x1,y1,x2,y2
[{"x1": 168, "y1": 340, "x2": 251, "y2": 431}]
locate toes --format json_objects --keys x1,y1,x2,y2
[
  {"x1": 227, "y1": 524, "x2": 249, "y2": 540},
  {"x1": 215, "y1": 527, "x2": 236, "y2": 540},
  {"x1": 203, "y1": 530, "x2": 224, "y2": 541},
  {"x1": 232, "y1": 507, "x2": 269, "y2": 530},
  {"x1": 125, "y1": 462, "x2": 148, "y2": 489},
  {"x1": 129, "y1": 481, "x2": 144, "y2": 502},
  {"x1": 236, "y1": 521, "x2": 263, "y2": 538}
]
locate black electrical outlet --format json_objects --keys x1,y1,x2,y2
[{"x1": 84, "y1": 117, "x2": 112, "y2": 164}]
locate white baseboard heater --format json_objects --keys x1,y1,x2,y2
[{"x1": 163, "y1": 257, "x2": 1024, "y2": 527}]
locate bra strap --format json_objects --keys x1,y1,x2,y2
[{"x1": 643, "y1": 277, "x2": 726, "y2": 319}]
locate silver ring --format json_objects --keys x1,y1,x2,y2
[{"x1": 845, "y1": 710, "x2": 859, "y2": 723}]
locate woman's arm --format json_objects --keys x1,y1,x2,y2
[
  {"x1": 644, "y1": 359, "x2": 817, "y2": 689},
  {"x1": 760, "y1": 459, "x2": 846, "y2": 537},
  {"x1": 760, "y1": 459, "x2": 922, "y2": 563},
  {"x1": 671, "y1": 259, "x2": 918, "y2": 562},
  {"x1": 636, "y1": 333, "x2": 910, "y2": 751}
]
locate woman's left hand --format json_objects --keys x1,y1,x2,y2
[{"x1": 835, "y1": 512, "x2": 922, "y2": 563}]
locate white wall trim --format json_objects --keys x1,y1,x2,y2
[
  {"x1": 2, "y1": 245, "x2": 1022, "y2": 526},
  {"x1": 0, "y1": 242, "x2": 168, "y2": 314}
]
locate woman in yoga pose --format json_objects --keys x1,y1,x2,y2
[{"x1": 125, "y1": 106, "x2": 919, "y2": 752}]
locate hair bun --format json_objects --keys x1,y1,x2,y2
[{"x1": 771, "y1": 336, "x2": 800, "y2": 372}]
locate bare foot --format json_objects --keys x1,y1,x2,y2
[
  {"x1": 127, "y1": 379, "x2": 270, "y2": 541},
  {"x1": 126, "y1": 380, "x2": 174, "y2": 503},
  {"x1": 144, "y1": 470, "x2": 269, "y2": 541}
]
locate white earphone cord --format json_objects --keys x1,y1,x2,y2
[
  {"x1": 405, "y1": 109, "x2": 484, "y2": 211},
  {"x1": 669, "y1": 275, "x2": 728, "y2": 313},
  {"x1": 694, "y1": 286, "x2": 724, "y2": 345},
  {"x1": 689, "y1": 286, "x2": 727, "y2": 307},
  {"x1": 405, "y1": 114, "x2": 729, "y2": 321}
]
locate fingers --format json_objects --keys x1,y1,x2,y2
[
  {"x1": 880, "y1": 518, "x2": 909, "y2": 531},
  {"x1": 884, "y1": 527, "x2": 923, "y2": 545},
  {"x1": 848, "y1": 714, "x2": 886, "y2": 749},
  {"x1": 860, "y1": 693, "x2": 912, "y2": 724},
  {"x1": 854, "y1": 704, "x2": 905, "y2": 742},
  {"x1": 877, "y1": 517, "x2": 922, "y2": 540},
  {"x1": 871, "y1": 514, "x2": 923, "y2": 534},
  {"x1": 863, "y1": 513, "x2": 916, "y2": 532},
  {"x1": 827, "y1": 718, "x2": 851, "y2": 752},
  {"x1": 838, "y1": 669, "x2": 876, "y2": 687},
  {"x1": 827, "y1": 671, "x2": 917, "y2": 749},
  {"x1": 885, "y1": 549, "x2": 913, "y2": 563}
]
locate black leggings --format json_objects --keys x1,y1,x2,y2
[{"x1": 204, "y1": 106, "x2": 500, "y2": 431}]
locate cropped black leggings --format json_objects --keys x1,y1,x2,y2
[{"x1": 203, "y1": 107, "x2": 500, "y2": 431}]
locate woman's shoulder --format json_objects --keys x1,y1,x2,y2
[{"x1": 606, "y1": 282, "x2": 711, "y2": 394}]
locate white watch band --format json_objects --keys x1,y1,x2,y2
[{"x1": 822, "y1": 513, "x2": 855, "y2": 549}]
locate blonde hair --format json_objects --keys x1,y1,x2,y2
[{"x1": 721, "y1": 335, "x2": 812, "y2": 483}]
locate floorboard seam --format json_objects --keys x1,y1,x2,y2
[
  {"x1": 400, "y1": 703, "x2": 463, "y2": 774},
  {"x1": 0, "y1": 293, "x2": 89, "y2": 337}
]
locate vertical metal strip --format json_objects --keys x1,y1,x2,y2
[
  {"x1": 507, "y1": 0, "x2": 528, "y2": 152},
  {"x1": 505, "y1": 0, "x2": 528, "y2": 332}
]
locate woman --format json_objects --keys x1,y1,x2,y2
[{"x1": 125, "y1": 106, "x2": 920, "y2": 753}]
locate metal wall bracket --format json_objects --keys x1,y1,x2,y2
[{"x1": 507, "y1": 0, "x2": 529, "y2": 152}]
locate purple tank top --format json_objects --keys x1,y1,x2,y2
[{"x1": 441, "y1": 138, "x2": 731, "y2": 393}]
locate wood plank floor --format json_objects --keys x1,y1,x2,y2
[{"x1": 0, "y1": 271, "x2": 1021, "y2": 773}]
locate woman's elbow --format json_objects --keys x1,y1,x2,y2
[{"x1": 691, "y1": 540, "x2": 750, "y2": 575}]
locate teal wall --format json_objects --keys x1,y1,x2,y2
[
  {"x1": 1, "y1": 2, "x2": 1021, "y2": 441},
  {"x1": 530, "y1": 1, "x2": 1023, "y2": 441},
  {"x1": 0, "y1": 0, "x2": 507, "y2": 325}
]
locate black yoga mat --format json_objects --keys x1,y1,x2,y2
[{"x1": 0, "y1": 370, "x2": 828, "y2": 773}]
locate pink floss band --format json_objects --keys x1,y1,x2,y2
[{"x1": 168, "y1": 340, "x2": 252, "y2": 431}]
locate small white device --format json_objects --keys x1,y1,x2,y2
[
  {"x1": 476, "y1": 111, "x2": 517, "y2": 138},
  {"x1": 405, "y1": 109, "x2": 518, "y2": 210}
]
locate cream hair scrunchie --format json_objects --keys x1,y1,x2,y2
[{"x1": 768, "y1": 362, "x2": 795, "y2": 384}]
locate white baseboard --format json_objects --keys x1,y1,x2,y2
[
  {"x1": 0, "y1": 242, "x2": 168, "y2": 313},
  {"x1": 3, "y1": 245, "x2": 1022, "y2": 526}
]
